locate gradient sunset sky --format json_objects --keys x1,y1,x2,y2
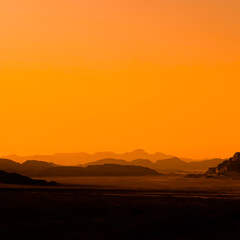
[{"x1": 0, "y1": 0, "x2": 240, "y2": 159}]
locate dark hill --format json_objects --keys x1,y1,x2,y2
[
  {"x1": 130, "y1": 159, "x2": 155, "y2": 168},
  {"x1": 0, "y1": 170, "x2": 58, "y2": 186},
  {"x1": 21, "y1": 160, "x2": 57, "y2": 175},
  {"x1": 35, "y1": 164, "x2": 160, "y2": 177},
  {"x1": 0, "y1": 159, "x2": 21, "y2": 173},
  {"x1": 83, "y1": 158, "x2": 155, "y2": 169},
  {"x1": 85, "y1": 158, "x2": 128, "y2": 166},
  {"x1": 0, "y1": 159, "x2": 159, "y2": 177},
  {"x1": 155, "y1": 157, "x2": 188, "y2": 170},
  {"x1": 0, "y1": 159, "x2": 58, "y2": 176}
]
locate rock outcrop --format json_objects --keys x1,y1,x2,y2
[{"x1": 207, "y1": 152, "x2": 240, "y2": 175}]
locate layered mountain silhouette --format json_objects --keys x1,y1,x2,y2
[
  {"x1": 0, "y1": 159, "x2": 21, "y2": 173},
  {"x1": 21, "y1": 160, "x2": 57, "y2": 175},
  {"x1": 0, "y1": 159, "x2": 160, "y2": 177},
  {"x1": 83, "y1": 157, "x2": 223, "y2": 171},
  {"x1": 2, "y1": 149, "x2": 173, "y2": 165},
  {"x1": 0, "y1": 159, "x2": 56, "y2": 175},
  {"x1": 208, "y1": 152, "x2": 240, "y2": 175},
  {"x1": 0, "y1": 155, "x2": 223, "y2": 178},
  {"x1": 0, "y1": 170, "x2": 58, "y2": 186}
]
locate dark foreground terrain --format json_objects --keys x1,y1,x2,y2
[{"x1": 1, "y1": 178, "x2": 240, "y2": 240}]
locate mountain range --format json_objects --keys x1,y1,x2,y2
[
  {"x1": 1, "y1": 149, "x2": 174, "y2": 165},
  {"x1": 0, "y1": 155, "x2": 224, "y2": 178},
  {"x1": 0, "y1": 159, "x2": 160, "y2": 177},
  {"x1": 1, "y1": 149, "x2": 223, "y2": 169},
  {"x1": 82, "y1": 157, "x2": 223, "y2": 171}
]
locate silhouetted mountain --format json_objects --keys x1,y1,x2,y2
[
  {"x1": 0, "y1": 158, "x2": 160, "y2": 177},
  {"x1": 0, "y1": 159, "x2": 58, "y2": 176},
  {"x1": 33, "y1": 164, "x2": 160, "y2": 177},
  {"x1": 155, "y1": 157, "x2": 223, "y2": 171},
  {"x1": 208, "y1": 152, "x2": 240, "y2": 175},
  {"x1": 21, "y1": 160, "x2": 57, "y2": 175},
  {"x1": 0, "y1": 170, "x2": 58, "y2": 186},
  {"x1": 2, "y1": 149, "x2": 173, "y2": 165},
  {"x1": 130, "y1": 159, "x2": 155, "y2": 168},
  {"x1": 83, "y1": 157, "x2": 223, "y2": 171},
  {"x1": 0, "y1": 155, "x2": 224, "y2": 176},
  {"x1": 85, "y1": 158, "x2": 128, "y2": 166},
  {"x1": 155, "y1": 157, "x2": 187, "y2": 170},
  {"x1": 0, "y1": 159, "x2": 21, "y2": 173},
  {"x1": 84, "y1": 158, "x2": 156, "y2": 169},
  {"x1": 120, "y1": 149, "x2": 172, "y2": 162}
]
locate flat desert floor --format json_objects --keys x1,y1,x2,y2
[
  {"x1": 1, "y1": 175, "x2": 240, "y2": 240},
  {"x1": 43, "y1": 175, "x2": 240, "y2": 195}
]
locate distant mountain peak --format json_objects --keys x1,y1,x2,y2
[
  {"x1": 94, "y1": 151, "x2": 116, "y2": 154},
  {"x1": 132, "y1": 149, "x2": 147, "y2": 153}
]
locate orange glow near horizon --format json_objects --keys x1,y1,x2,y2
[{"x1": 0, "y1": 0, "x2": 240, "y2": 159}]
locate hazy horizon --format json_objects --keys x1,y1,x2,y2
[
  {"x1": 1, "y1": 148, "x2": 232, "y2": 161},
  {"x1": 1, "y1": 1, "x2": 240, "y2": 160}
]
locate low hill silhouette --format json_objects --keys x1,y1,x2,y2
[
  {"x1": 30, "y1": 164, "x2": 161, "y2": 177},
  {"x1": 0, "y1": 159, "x2": 160, "y2": 177},
  {"x1": 83, "y1": 157, "x2": 223, "y2": 171},
  {"x1": 21, "y1": 160, "x2": 57, "y2": 175},
  {"x1": 155, "y1": 157, "x2": 223, "y2": 171},
  {"x1": 0, "y1": 170, "x2": 58, "y2": 186},
  {"x1": 85, "y1": 158, "x2": 128, "y2": 166},
  {"x1": 0, "y1": 159, "x2": 58, "y2": 176},
  {"x1": 0, "y1": 159, "x2": 21, "y2": 172},
  {"x1": 130, "y1": 159, "x2": 155, "y2": 168}
]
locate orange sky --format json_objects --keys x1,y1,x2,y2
[{"x1": 0, "y1": 0, "x2": 240, "y2": 159}]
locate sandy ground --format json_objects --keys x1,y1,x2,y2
[
  {"x1": 40, "y1": 175, "x2": 240, "y2": 196},
  {"x1": 1, "y1": 176, "x2": 240, "y2": 239}
]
